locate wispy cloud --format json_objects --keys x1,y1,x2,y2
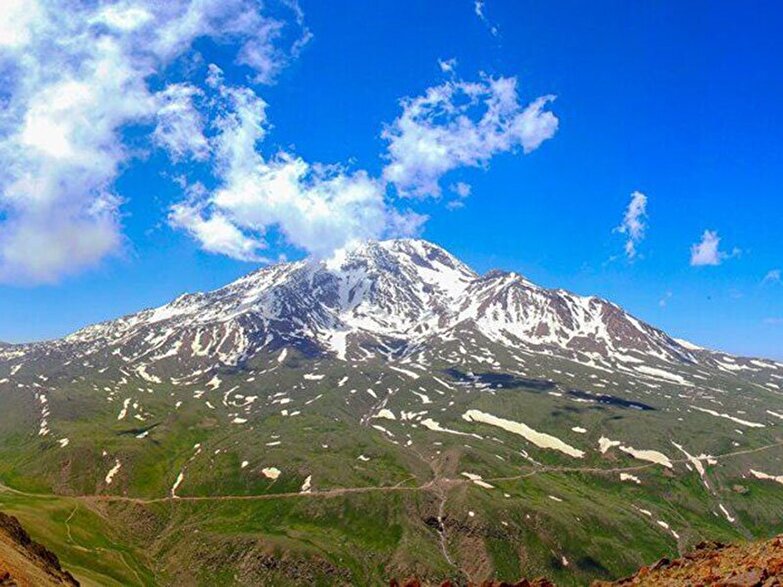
[
  {"x1": 762, "y1": 269, "x2": 781, "y2": 285},
  {"x1": 451, "y1": 182, "x2": 472, "y2": 198},
  {"x1": 658, "y1": 291, "x2": 672, "y2": 307},
  {"x1": 689, "y1": 230, "x2": 740, "y2": 267},
  {"x1": 152, "y1": 84, "x2": 210, "y2": 163},
  {"x1": 170, "y1": 198, "x2": 267, "y2": 262},
  {"x1": 474, "y1": 0, "x2": 499, "y2": 37},
  {"x1": 614, "y1": 191, "x2": 648, "y2": 259},
  {"x1": 382, "y1": 76, "x2": 558, "y2": 198},
  {"x1": 446, "y1": 182, "x2": 472, "y2": 210},
  {"x1": 438, "y1": 58, "x2": 458, "y2": 74},
  {"x1": 763, "y1": 317, "x2": 783, "y2": 326}
]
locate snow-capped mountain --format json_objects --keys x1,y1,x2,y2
[
  {"x1": 453, "y1": 269, "x2": 694, "y2": 362},
  {"x1": 3, "y1": 240, "x2": 783, "y2": 587},
  {"x1": 3, "y1": 239, "x2": 707, "y2": 375}
]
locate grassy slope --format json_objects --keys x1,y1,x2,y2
[
  {"x1": 1, "y1": 339, "x2": 783, "y2": 584},
  {"x1": 0, "y1": 491, "x2": 156, "y2": 586}
]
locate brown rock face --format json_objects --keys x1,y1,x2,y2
[
  {"x1": 593, "y1": 535, "x2": 783, "y2": 586},
  {"x1": 0, "y1": 512, "x2": 79, "y2": 587}
]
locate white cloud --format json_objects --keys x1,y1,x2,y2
[
  {"x1": 0, "y1": 34, "x2": 154, "y2": 283},
  {"x1": 689, "y1": 230, "x2": 740, "y2": 267},
  {"x1": 615, "y1": 191, "x2": 648, "y2": 259},
  {"x1": 438, "y1": 58, "x2": 457, "y2": 74},
  {"x1": 170, "y1": 200, "x2": 265, "y2": 262},
  {"x1": 212, "y1": 82, "x2": 270, "y2": 171},
  {"x1": 762, "y1": 269, "x2": 781, "y2": 285},
  {"x1": 446, "y1": 182, "x2": 472, "y2": 210},
  {"x1": 91, "y1": 3, "x2": 154, "y2": 31},
  {"x1": 153, "y1": 84, "x2": 210, "y2": 161},
  {"x1": 0, "y1": 0, "x2": 308, "y2": 284},
  {"x1": 451, "y1": 182, "x2": 472, "y2": 198},
  {"x1": 175, "y1": 156, "x2": 426, "y2": 260},
  {"x1": 658, "y1": 291, "x2": 672, "y2": 307},
  {"x1": 382, "y1": 76, "x2": 558, "y2": 198},
  {"x1": 473, "y1": 0, "x2": 498, "y2": 36},
  {"x1": 235, "y1": 18, "x2": 289, "y2": 84},
  {"x1": 167, "y1": 77, "x2": 426, "y2": 261},
  {"x1": 0, "y1": 196, "x2": 123, "y2": 284},
  {"x1": 0, "y1": 0, "x2": 43, "y2": 49},
  {"x1": 210, "y1": 154, "x2": 422, "y2": 259}
]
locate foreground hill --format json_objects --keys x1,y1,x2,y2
[
  {"x1": 0, "y1": 512, "x2": 78, "y2": 587},
  {"x1": 0, "y1": 239, "x2": 782, "y2": 584},
  {"x1": 594, "y1": 534, "x2": 783, "y2": 586}
]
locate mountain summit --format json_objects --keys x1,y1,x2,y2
[{"x1": 20, "y1": 239, "x2": 702, "y2": 376}]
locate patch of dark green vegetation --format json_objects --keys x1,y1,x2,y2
[
  {"x1": 444, "y1": 368, "x2": 556, "y2": 391},
  {"x1": 566, "y1": 389, "x2": 655, "y2": 410}
]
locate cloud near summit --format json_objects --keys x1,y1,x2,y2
[{"x1": 0, "y1": 0, "x2": 558, "y2": 282}]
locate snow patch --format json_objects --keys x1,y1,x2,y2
[
  {"x1": 690, "y1": 405, "x2": 765, "y2": 428},
  {"x1": 105, "y1": 460, "x2": 122, "y2": 485},
  {"x1": 461, "y1": 472, "x2": 494, "y2": 489},
  {"x1": 262, "y1": 467, "x2": 281, "y2": 480},
  {"x1": 463, "y1": 410, "x2": 585, "y2": 458}
]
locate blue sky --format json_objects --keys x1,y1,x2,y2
[{"x1": 0, "y1": 0, "x2": 781, "y2": 359}]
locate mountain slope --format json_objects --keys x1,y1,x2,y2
[
  {"x1": 1, "y1": 239, "x2": 782, "y2": 585},
  {"x1": 0, "y1": 512, "x2": 78, "y2": 587},
  {"x1": 2, "y1": 239, "x2": 712, "y2": 370}
]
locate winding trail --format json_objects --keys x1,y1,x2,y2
[
  {"x1": 1, "y1": 439, "x2": 781, "y2": 506},
  {"x1": 64, "y1": 505, "x2": 83, "y2": 548}
]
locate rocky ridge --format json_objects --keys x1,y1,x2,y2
[{"x1": 0, "y1": 512, "x2": 78, "y2": 587}]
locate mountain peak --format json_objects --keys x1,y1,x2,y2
[
  {"x1": 331, "y1": 238, "x2": 471, "y2": 274},
  {"x1": 45, "y1": 238, "x2": 709, "y2": 372}
]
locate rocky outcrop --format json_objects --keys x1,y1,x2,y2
[
  {"x1": 594, "y1": 536, "x2": 783, "y2": 586},
  {"x1": 0, "y1": 512, "x2": 79, "y2": 587}
]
